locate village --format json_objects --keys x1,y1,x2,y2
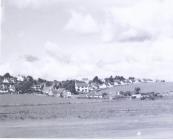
[{"x1": 0, "y1": 73, "x2": 166, "y2": 100}]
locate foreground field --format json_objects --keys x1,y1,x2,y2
[
  {"x1": 0, "y1": 94, "x2": 173, "y2": 138},
  {"x1": 1, "y1": 115, "x2": 173, "y2": 138}
]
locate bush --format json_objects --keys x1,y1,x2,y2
[
  {"x1": 134, "y1": 87, "x2": 141, "y2": 94},
  {"x1": 102, "y1": 92, "x2": 108, "y2": 97},
  {"x1": 124, "y1": 91, "x2": 132, "y2": 96},
  {"x1": 119, "y1": 91, "x2": 131, "y2": 96}
]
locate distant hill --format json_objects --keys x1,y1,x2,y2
[{"x1": 96, "y1": 82, "x2": 173, "y2": 95}]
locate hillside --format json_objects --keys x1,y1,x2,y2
[{"x1": 97, "y1": 82, "x2": 173, "y2": 95}]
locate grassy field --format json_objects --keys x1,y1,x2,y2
[
  {"x1": 0, "y1": 83, "x2": 173, "y2": 138},
  {"x1": 0, "y1": 94, "x2": 172, "y2": 121}
]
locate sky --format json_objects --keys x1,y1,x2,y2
[{"x1": 1, "y1": 0, "x2": 173, "y2": 81}]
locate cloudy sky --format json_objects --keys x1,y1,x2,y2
[{"x1": 1, "y1": 0, "x2": 173, "y2": 81}]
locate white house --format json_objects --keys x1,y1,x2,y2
[
  {"x1": 54, "y1": 88, "x2": 72, "y2": 98},
  {"x1": 9, "y1": 85, "x2": 15, "y2": 93},
  {"x1": 75, "y1": 81, "x2": 89, "y2": 93},
  {"x1": 0, "y1": 89, "x2": 8, "y2": 94},
  {"x1": 61, "y1": 90, "x2": 72, "y2": 98},
  {"x1": 17, "y1": 75, "x2": 25, "y2": 82},
  {"x1": 42, "y1": 85, "x2": 54, "y2": 96},
  {"x1": 89, "y1": 82, "x2": 99, "y2": 90},
  {"x1": 99, "y1": 84, "x2": 107, "y2": 89},
  {"x1": 2, "y1": 78, "x2": 9, "y2": 84},
  {"x1": 131, "y1": 94, "x2": 142, "y2": 99}
]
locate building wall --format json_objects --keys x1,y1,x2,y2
[{"x1": 75, "y1": 86, "x2": 89, "y2": 93}]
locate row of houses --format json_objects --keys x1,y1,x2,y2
[
  {"x1": 0, "y1": 84, "x2": 15, "y2": 93},
  {"x1": 41, "y1": 78, "x2": 164, "y2": 96},
  {"x1": 0, "y1": 73, "x2": 166, "y2": 98},
  {"x1": 74, "y1": 79, "x2": 151, "y2": 94},
  {"x1": 41, "y1": 84, "x2": 72, "y2": 98},
  {"x1": 76, "y1": 78, "x2": 161, "y2": 94}
]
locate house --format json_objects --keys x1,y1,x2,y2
[
  {"x1": 9, "y1": 85, "x2": 16, "y2": 93},
  {"x1": 0, "y1": 84, "x2": 9, "y2": 94},
  {"x1": 17, "y1": 75, "x2": 25, "y2": 82},
  {"x1": 42, "y1": 86, "x2": 61, "y2": 96},
  {"x1": 31, "y1": 84, "x2": 43, "y2": 92},
  {"x1": 50, "y1": 88, "x2": 71, "y2": 98},
  {"x1": 81, "y1": 78, "x2": 90, "y2": 84},
  {"x1": 99, "y1": 83, "x2": 107, "y2": 89},
  {"x1": 89, "y1": 82, "x2": 99, "y2": 90},
  {"x1": 42, "y1": 84, "x2": 72, "y2": 98},
  {"x1": 0, "y1": 89, "x2": 8, "y2": 94},
  {"x1": 135, "y1": 79, "x2": 142, "y2": 83},
  {"x1": 1, "y1": 75, "x2": 17, "y2": 84},
  {"x1": 75, "y1": 81, "x2": 89, "y2": 93},
  {"x1": 42, "y1": 81, "x2": 58, "y2": 96},
  {"x1": 2, "y1": 78, "x2": 9, "y2": 84},
  {"x1": 86, "y1": 91, "x2": 113, "y2": 100},
  {"x1": 60, "y1": 89, "x2": 72, "y2": 98},
  {"x1": 131, "y1": 94, "x2": 142, "y2": 99},
  {"x1": 114, "y1": 80, "x2": 121, "y2": 86},
  {"x1": 42, "y1": 85, "x2": 54, "y2": 96},
  {"x1": 142, "y1": 78, "x2": 153, "y2": 83},
  {"x1": 124, "y1": 79, "x2": 131, "y2": 85}
]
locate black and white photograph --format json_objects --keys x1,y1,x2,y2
[{"x1": 0, "y1": 0, "x2": 173, "y2": 138}]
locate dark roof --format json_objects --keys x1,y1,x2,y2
[{"x1": 75, "y1": 81, "x2": 88, "y2": 87}]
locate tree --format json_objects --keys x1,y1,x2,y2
[
  {"x1": 114, "y1": 76, "x2": 125, "y2": 81},
  {"x1": 38, "y1": 78, "x2": 46, "y2": 83},
  {"x1": 3, "y1": 73, "x2": 11, "y2": 78},
  {"x1": 129, "y1": 77, "x2": 135, "y2": 82},
  {"x1": 52, "y1": 80, "x2": 61, "y2": 89},
  {"x1": 15, "y1": 80, "x2": 33, "y2": 94},
  {"x1": 93, "y1": 76, "x2": 103, "y2": 85},
  {"x1": 102, "y1": 92, "x2": 108, "y2": 98},
  {"x1": 26, "y1": 76, "x2": 34, "y2": 82},
  {"x1": 109, "y1": 76, "x2": 114, "y2": 83},
  {"x1": 105, "y1": 76, "x2": 114, "y2": 85},
  {"x1": 134, "y1": 87, "x2": 141, "y2": 94},
  {"x1": 62, "y1": 80, "x2": 76, "y2": 94}
]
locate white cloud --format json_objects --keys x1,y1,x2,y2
[
  {"x1": 0, "y1": 0, "x2": 1, "y2": 24},
  {"x1": 2, "y1": 0, "x2": 173, "y2": 81},
  {"x1": 44, "y1": 41, "x2": 72, "y2": 64},
  {"x1": 102, "y1": 0, "x2": 173, "y2": 42},
  {"x1": 7, "y1": 0, "x2": 139, "y2": 10},
  {"x1": 7, "y1": 0, "x2": 58, "y2": 9},
  {"x1": 64, "y1": 0, "x2": 173, "y2": 43},
  {"x1": 0, "y1": 0, "x2": 2, "y2": 56},
  {"x1": 1, "y1": 38, "x2": 173, "y2": 81},
  {"x1": 65, "y1": 10, "x2": 100, "y2": 34},
  {"x1": 0, "y1": 39, "x2": 172, "y2": 81}
]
